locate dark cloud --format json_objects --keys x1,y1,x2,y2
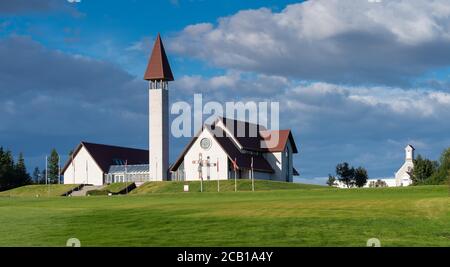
[
  {"x1": 0, "y1": 0, "x2": 75, "y2": 15},
  {"x1": 0, "y1": 35, "x2": 150, "y2": 169}
]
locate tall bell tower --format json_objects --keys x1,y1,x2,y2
[{"x1": 144, "y1": 34, "x2": 174, "y2": 181}]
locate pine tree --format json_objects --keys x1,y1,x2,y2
[
  {"x1": 0, "y1": 149, "x2": 15, "y2": 191},
  {"x1": 33, "y1": 167, "x2": 41, "y2": 184},
  {"x1": 15, "y1": 153, "x2": 31, "y2": 186},
  {"x1": 326, "y1": 175, "x2": 336, "y2": 187},
  {"x1": 41, "y1": 169, "x2": 47, "y2": 184},
  {"x1": 0, "y1": 148, "x2": 31, "y2": 191},
  {"x1": 430, "y1": 148, "x2": 450, "y2": 185},
  {"x1": 411, "y1": 155, "x2": 438, "y2": 185},
  {"x1": 48, "y1": 149, "x2": 60, "y2": 184}
]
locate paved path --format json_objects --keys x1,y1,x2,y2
[
  {"x1": 135, "y1": 182, "x2": 145, "y2": 187},
  {"x1": 70, "y1": 185, "x2": 104, "y2": 197}
]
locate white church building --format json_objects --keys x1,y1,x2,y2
[
  {"x1": 335, "y1": 145, "x2": 415, "y2": 188},
  {"x1": 170, "y1": 117, "x2": 299, "y2": 182},
  {"x1": 62, "y1": 34, "x2": 299, "y2": 186}
]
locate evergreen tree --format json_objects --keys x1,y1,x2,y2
[
  {"x1": 32, "y1": 167, "x2": 41, "y2": 184},
  {"x1": 0, "y1": 148, "x2": 15, "y2": 191},
  {"x1": 411, "y1": 154, "x2": 438, "y2": 185},
  {"x1": 48, "y1": 149, "x2": 60, "y2": 184},
  {"x1": 41, "y1": 169, "x2": 47, "y2": 184},
  {"x1": 0, "y1": 148, "x2": 32, "y2": 191},
  {"x1": 326, "y1": 175, "x2": 337, "y2": 187},
  {"x1": 430, "y1": 148, "x2": 450, "y2": 185},
  {"x1": 15, "y1": 153, "x2": 31, "y2": 186}
]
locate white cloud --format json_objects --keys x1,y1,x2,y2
[{"x1": 168, "y1": 0, "x2": 450, "y2": 85}]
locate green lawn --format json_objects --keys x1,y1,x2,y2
[
  {"x1": 132, "y1": 180, "x2": 324, "y2": 194},
  {"x1": 0, "y1": 184, "x2": 80, "y2": 197},
  {"x1": 0, "y1": 184, "x2": 448, "y2": 247}
]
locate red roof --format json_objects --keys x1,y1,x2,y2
[
  {"x1": 260, "y1": 130, "x2": 298, "y2": 153},
  {"x1": 218, "y1": 118, "x2": 298, "y2": 153},
  {"x1": 61, "y1": 142, "x2": 149, "y2": 174},
  {"x1": 144, "y1": 34, "x2": 174, "y2": 81}
]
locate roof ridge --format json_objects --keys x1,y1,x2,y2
[{"x1": 81, "y1": 141, "x2": 148, "y2": 151}]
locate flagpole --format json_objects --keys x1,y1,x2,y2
[
  {"x1": 234, "y1": 158, "x2": 237, "y2": 192},
  {"x1": 58, "y1": 155, "x2": 61, "y2": 184},
  {"x1": 85, "y1": 160, "x2": 89, "y2": 185},
  {"x1": 46, "y1": 155, "x2": 49, "y2": 197},
  {"x1": 199, "y1": 166, "x2": 203, "y2": 193},
  {"x1": 45, "y1": 155, "x2": 48, "y2": 185},
  {"x1": 72, "y1": 153, "x2": 75, "y2": 185},
  {"x1": 217, "y1": 158, "x2": 220, "y2": 193},
  {"x1": 251, "y1": 157, "x2": 255, "y2": 192},
  {"x1": 125, "y1": 160, "x2": 128, "y2": 195}
]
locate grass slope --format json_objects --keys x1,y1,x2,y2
[
  {"x1": 0, "y1": 184, "x2": 80, "y2": 197},
  {"x1": 104, "y1": 182, "x2": 135, "y2": 194},
  {"x1": 0, "y1": 185, "x2": 448, "y2": 247},
  {"x1": 132, "y1": 180, "x2": 324, "y2": 194},
  {"x1": 88, "y1": 183, "x2": 136, "y2": 196}
]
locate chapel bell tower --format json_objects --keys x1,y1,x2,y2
[
  {"x1": 144, "y1": 34, "x2": 174, "y2": 181},
  {"x1": 405, "y1": 144, "x2": 415, "y2": 162}
]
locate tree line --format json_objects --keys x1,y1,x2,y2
[
  {"x1": 327, "y1": 162, "x2": 369, "y2": 188},
  {"x1": 411, "y1": 148, "x2": 450, "y2": 185},
  {"x1": 0, "y1": 147, "x2": 61, "y2": 192},
  {"x1": 327, "y1": 147, "x2": 450, "y2": 188}
]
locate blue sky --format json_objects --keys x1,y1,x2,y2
[{"x1": 1, "y1": 0, "x2": 450, "y2": 184}]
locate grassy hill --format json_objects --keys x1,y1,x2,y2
[
  {"x1": 132, "y1": 180, "x2": 324, "y2": 194},
  {"x1": 0, "y1": 185, "x2": 448, "y2": 246},
  {"x1": 87, "y1": 182, "x2": 136, "y2": 196},
  {"x1": 0, "y1": 184, "x2": 80, "y2": 197}
]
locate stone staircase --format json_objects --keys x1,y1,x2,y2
[
  {"x1": 135, "y1": 182, "x2": 146, "y2": 187},
  {"x1": 70, "y1": 185, "x2": 104, "y2": 197}
]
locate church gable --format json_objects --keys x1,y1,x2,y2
[
  {"x1": 180, "y1": 128, "x2": 230, "y2": 181},
  {"x1": 170, "y1": 122, "x2": 277, "y2": 177}
]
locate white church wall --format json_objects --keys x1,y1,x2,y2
[
  {"x1": 394, "y1": 145, "x2": 415, "y2": 186},
  {"x1": 149, "y1": 88, "x2": 169, "y2": 181},
  {"x1": 395, "y1": 163, "x2": 414, "y2": 186},
  {"x1": 63, "y1": 146, "x2": 104, "y2": 186},
  {"x1": 263, "y1": 141, "x2": 295, "y2": 182},
  {"x1": 264, "y1": 152, "x2": 282, "y2": 181},
  {"x1": 335, "y1": 178, "x2": 397, "y2": 188},
  {"x1": 184, "y1": 129, "x2": 229, "y2": 181}
]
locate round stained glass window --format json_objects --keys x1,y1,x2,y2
[{"x1": 200, "y1": 138, "x2": 211, "y2": 150}]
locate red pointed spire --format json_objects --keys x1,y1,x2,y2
[{"x1": 144, "y1": 34, "x2": 174, "y2": 81}]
